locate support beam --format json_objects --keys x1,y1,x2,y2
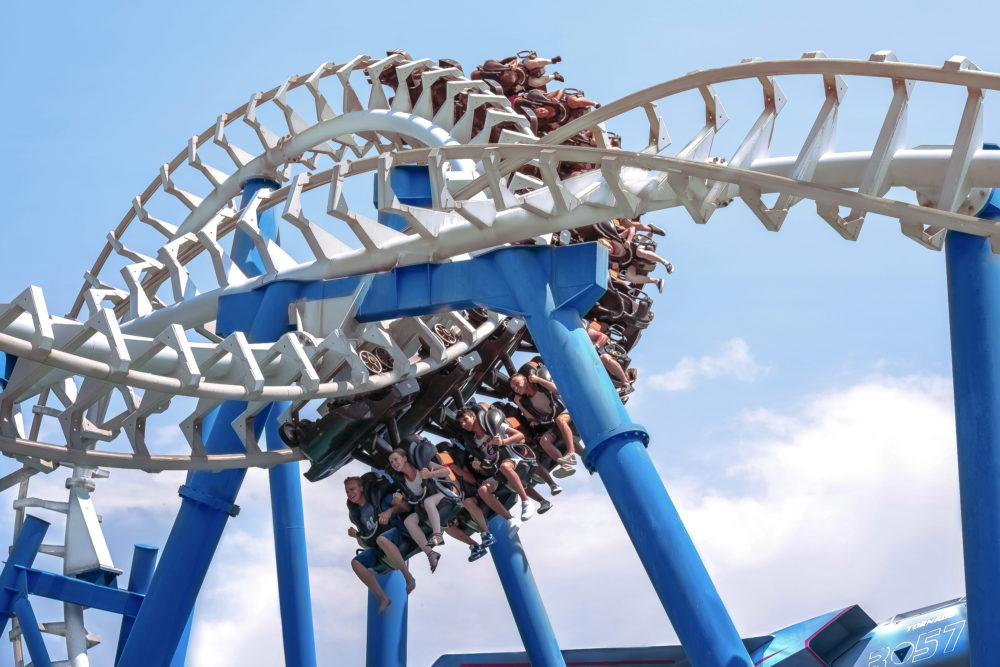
[
  {"x1": 14, "y1": 595, "x2": 52, "y2": 667},
  {"x1": 353, "y1": 243, "x2": 753, "y2": 667},
  {"x1": 366, "y1": 570, "x2": 409, "y2": 667},
  {"x1": 945, "y1": 185, "x2": 1000, "y2": 666},
  {"x1": 116, "y1": 400, "x2": 248, "y2": 667},
  {"x1": 487, "y1": 515, "x2": 565, "y2": 667},
  {"x1": 116, "y1": 545, "x2": 158, "y2": 664},
  {"x1": 265, "y1": 401, "x2": 317, "y2": 667}
]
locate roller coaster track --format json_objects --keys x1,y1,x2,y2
[
  {"x1": 0, "y1": 51, "x2": 997, "y2": 476},
  {"x1": 3, "y1": 48, "x2": 999, "y2": 667}
]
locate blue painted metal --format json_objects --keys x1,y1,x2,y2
[
  {"x1": 435, "y1": 598, "x2": 970, "y2": 667},
  {"x1": 355, "y1": 242, "x2": 608, "y2": 323},
  {"x1": 264, "y1": 400, "x2": 318, "y2": 667},
  {"x1": 376, "y1": 165, "x2": 432, "y2": 232},
  {"x1": 122, "y1": 177, "x2": 317, "y2": 665},
  {"x1": 837, "y1": 599, "x2": 967, "y2": 667},
  {"x1": 487, "y1": 514, "x2": 566, "y2": 667},
  {"x1": 0, "y1": 515, "x2": 48, "y2": 631},
  {"x1": 241, "y1": 178, "x2": 318, "y2": 667},
  {"x1": 945, "y1": 183, "x2": 1000, "y2": 667},
  {"x1": 749, "y1": 605, "x2": 874, "y2": 666},
  {"x1": 230, "y1": 177, "x2": 281, "y2": 276},
  {"x1": 169, "y1": 611, "x2": 194, "y2": 667},
  {"x1": 18, "y1": 568, "x2": 143, "y2": 615},
  {"x1": 15, "y1": 594, "x2": 52, "y2": 667},
  {"x1": 117, "y1": 400, "x2": 249, "y2": 667},
  {"x1": 116, "y1": 544, "x2": 158, "y2": 664},
  {"x1": 366, "y1": 570, "x2": 409, "y2": 667},
  {"x1": 0, "y1": 518, "x2": 159, "y2": 666},
  {"x1": 0, "y1": 351, "x2": 16, "y2": 390},
  {"x1": 352, "y1": 243, "x2": 752, "y2": 667},
  {"x1": 216, "y1": 275, "x2": 363, "y2": 339}
]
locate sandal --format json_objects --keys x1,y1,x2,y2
[
  {"x1": 426, "y1": 532, "x2": 444, "y2": 547},
  {"x1": 428, "y1": 550, "x2": 441, "y2": 574}
]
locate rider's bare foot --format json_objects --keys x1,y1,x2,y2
[
  {"x1": 377, "y1": 597, "x2": 392, "y2": 614},
  {"x1": 405, "y1": 576, "x2": 416, "y2": 594}
]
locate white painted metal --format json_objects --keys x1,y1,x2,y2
[{"x1": 0, "y1": 51, "x2": 997, "y2": 477}]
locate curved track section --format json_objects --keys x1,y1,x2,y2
[{"x1": 0, "y1": 51, "x2": 998, "y2": 475}]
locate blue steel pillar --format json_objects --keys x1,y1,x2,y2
[
  {"x1": 366, "y1": 570, "x2": 408, "y2": 667},
  {"x1": 117, "y1": 402, "x2": 248, "y2": 666},
  {"x1": 485, "y1": 247, "x2": 753, "y2": 667},
  {"x1": 264, "y1": 401, "x2": 317, "y2": 666},
  {"x1": 945, "y1": 186, "x2": 1000, "y2": 667},
  {"x1": 487, "y1": 515, "x2": 566, "y2": 667},
  {"x1": 362, "y1": 166, "x2": 435, "y2": 666},
  {"x1": 233, "y1": 178, "x2": 317, "y2": 666},
  {"x1": 354, "y1": 243, "x2": 751, "y2": 667},
  {"x1": 119, "y1": 178, "x2": 316, "y2": 666},
  {"x1": 115, "y1": 544, "x2": 158, "y2": 663},
  {"x1": 0, "y1": 516, "x2": 52, "y2": 667}
]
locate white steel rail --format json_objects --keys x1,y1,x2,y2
[{"x1": 0, "y1": 52, "x2": 996, "y2": 475}]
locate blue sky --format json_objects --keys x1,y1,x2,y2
[{"x1": 1, "y1": 1, "x2": 997, "y2": 665}]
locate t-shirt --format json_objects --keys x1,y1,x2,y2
[
  {"x1": 524, "y1": 388, "x2": 555, "y2": 418},
  {"x1": 357, "y1": 501, "x2": 378, "y2": 539},
  {"x1": 474, "y1": 423, "x2": 517, "y2": 464},
  {"x1": 402, "y1": 472, "x2": 424, "y2": 498}
]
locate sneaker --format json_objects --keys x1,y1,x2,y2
[
  {"x1": 655, "y1": 277, "x2": 664, "y2": 293},
  {"x1": 648, "y1": 223, "x2": 665, "y2": 236},
  {"x1": 665, "y1": 261, "x2": 674, "y2": 275},
  {"x1": 521, "y1": 500, "x2": 536, "y2": 521},
  {"x1": 549, "y1": 484, "x2": 563, "y2": 496},
  {"x1": 565, "y1": 454, "x2": 578, "y2": 466},
  {"x1": 480, "y1": 532, "x2": 495, "y2": 548},
  {"x1": 551, "y1": 466, "x2": 576, "y2": 479},
  {"x1": 538, "y1": 500, "x2": 553, "y2": 514},
  {"x1": 468, "y1": 544, "x2": 487, "y2": 562}
]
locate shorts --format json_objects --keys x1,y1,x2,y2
[
  {"x1": 458, "y1": 477, "x2": 481, "y2": 500},
  {"x1": 479, "y1": 456, "x2": 525, "y2": 490},
  {"x1": 353, "y1": 527, "x2": 401, "y2": 569}
]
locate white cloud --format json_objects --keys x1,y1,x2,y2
[{"x1": 648, "y1": 338, "x2": 768, "y2": 391}]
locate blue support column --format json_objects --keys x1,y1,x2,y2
[
  {"x1": 0, "y1": 515, "x2": 48, "y2": 632},
  {"x1": 240, "y1": 180, "x2": 317, "y2": 667},
  {"x1": 487, "y1": 249, "x2": 752, "y2": 667},
  {"x1": 14, "y1": 595, "x2": 52, "y2": 667},
  {"x1": 487, "y1": 515, "x2": 566, "y2": 667},
  {"x1": 117, "y1": 402, "x2": 248, "y2": 667},
  {"x1": 366, "y1": 570, "x2": 408, "y2": 667},
  {"x1": 120, "y1": 177, "x2": 316, "y2": 666},
  {"x1": 355, "y1": 243, "x2": 752, "y2": 667},
  {"x1": 0, "y1": 516, "x2": 51, "y2": 667},
  {"x1": 169, "y1": 611, "x2": 193, "y2": 667},
  {"x1": 264, "y1": 401, "x2": 317, "y2": 666},
  {"x1": 115, "y1": 544, "x2": 158, "y2": 664},
  {"x1": 945, "y1": 186, "x2": 1000, "y2": 666}
]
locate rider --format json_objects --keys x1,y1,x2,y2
[
  {"x1": 508, "y1": 372, "x2": 578, "y2": 472},
  {"x1": 457, "y1": 407, "x2": 537, "y2": 522},
  {"x1": 436, "y1": 439, "x2": 497, "y2": 560},
  {"x1": 586, "y1": 320, "x2": 633, "y2": 392},
  {"x1": 386, "y1": 445, "x2": 456, "y2": 573},
  {"x1": 345, "y1": 474, "x2": 416, "y2": 614}
]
